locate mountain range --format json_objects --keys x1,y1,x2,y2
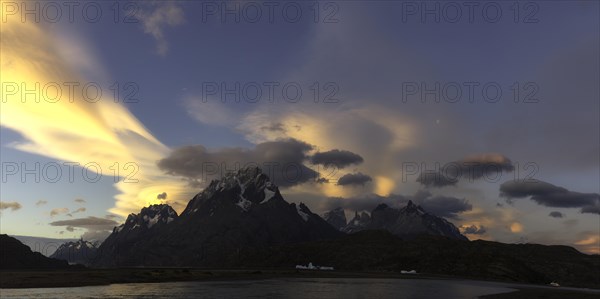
[
  {"x1": 49, "y1": 239, "x2": 98, "y2": 266},
  {"x1": 94, "y1": 167, "x2": 341, "y2": 267},
  {"x1": 324, "y1": 201, "x2": 467, "y2": 241},
  {"x1": 4, "y1": 167, "x2": 598, "y2": 288}
]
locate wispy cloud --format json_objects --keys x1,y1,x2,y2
[
  {"x1": 50, "y1": 208, "x2": 69, "y2": 217},
  {"x1": 73, "y1": 207, "x2": 86, "y2": 214},
  {"x1": 49, "y1": 216, "x2": 119, "y2": 241},
  {"x1": 0, "y1": 10, "x2": 191, "y2": 217},
  {"x1": 35, "y1": 200, "x2": 47, "y2": 206},
  {"x1": 138, "y1": 2, "x2": 185, "y2": 56}
]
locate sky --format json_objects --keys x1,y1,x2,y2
[{"x1": 0, "y1": 0, "x2": 599, "y2": 253}]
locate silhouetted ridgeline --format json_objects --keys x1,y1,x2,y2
[{"x1": 0, "y1": 234, "x2": 70, "y2": 269}]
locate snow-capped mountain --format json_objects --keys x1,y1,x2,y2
[
  {"x1": 94, "y1": 167, "x2": 341, "y2": 267},
  {"x1": 49, "y1": 239, "x2": 98, "y2": 265},
  {"x1": 114, "y1": 204, "x2": 177, "y2": 233},
  {"x1": 369, "y1": 201, "x2": 467, "y2": 240},
  {"x1": 330, "y1": 201, "x2": 467, "y2": 240},
  {"x1": 342, "y1": 211, "x2": 371, "y2": 233},
  {"x1": 322, "y1": 207, "x2": 347, "y2": 230}
]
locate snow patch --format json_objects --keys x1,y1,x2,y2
[
  {"x1": 147, "y1": 214, "x2": 160, "y2": 228},
  {"x1": 237, "y1": 198, "x2": 252, "y2": 211},
  {"x1": 236, "y1": 176, "x2": 253, "y2": 211},
  {"x1": 296, "y1": 205, "x2": 309, "y2": 222},
  {"x1": 261, "y1": 188, "x2": 276, "y2": 204}
]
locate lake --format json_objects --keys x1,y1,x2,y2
[{"x1": 0, "y1": 277, "x2": 526, "y2": 298}]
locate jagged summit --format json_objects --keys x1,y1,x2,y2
[
  {"x1": 50, "y1": 239, "x2": 98, "y2": 266},
  {"x1": 183, "y1": 166, "x2": 281, "y2": 215},
  {"x1": 114, "y1": 204, "x2": 177, "y2": 234},
  {"x1": 401, "y1": 200, "x2": 427, "y2": 215}
]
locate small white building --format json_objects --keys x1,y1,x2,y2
[{"x1": 295, "y1": 262, "x2": 334, "y2": 271}]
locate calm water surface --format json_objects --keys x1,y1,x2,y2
[{"x1": 0, "y1": 278, "x2": 563, "y2": 299}]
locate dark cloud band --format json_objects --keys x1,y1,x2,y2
[
  {"x1": 417, "y1": 153, "x2": 515, "y2": 187},
  {"x1": 500, "y1": 179, "x2": 600, "y2": 214},
  {"x1": 310, "y1": 149, "x2": 364, "y2": 168},
  {"x1": 336, "y1": 172, "x2": 372, "y2": 186}
]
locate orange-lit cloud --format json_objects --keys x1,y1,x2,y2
[
  {"x1": 510, "y1": 222, "x2": 524, "y2": 233},
  {"x1": 0, "y1": 1, "x2": 191, "y2": 217}
]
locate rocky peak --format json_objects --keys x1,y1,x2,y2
[
  {"x1": 115, "y1": 204, "x2": 177, "y2": 233},
  {"x1": 341, "y1": 201, "x2": 467, "y2": 241},
  {"x1": 323, "y1": 207, "x2": 347, "y2": 230},
  {"x1": 185, "y1": 166, "x2": 281, "y2": 214},
  {"x1": 50, "y1": 239, "x2": 98, "y2": 265},
  {"x1": 342, "y1": 211, "x2": 371, "y2": 233},
  {"x1": 401, "y1": 200, "x2": 426, "y2": 215}
]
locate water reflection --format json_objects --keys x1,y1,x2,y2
[{"x1": 1, "y1": 278, "x2": 524, "y2": 299}]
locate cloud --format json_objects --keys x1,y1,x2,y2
[
  {"x1": 138, "y1": 2, "x2": 185, "y2": 56},
  {"x1": 50, "y1": 208, "x2": 69, "y2": 217},
  {"x1": 323, "y1": 190, "x2": 471, "y2": 219},
  {"x1": 261, "y1": 123, "x2": 286, "y2": 133},
  {"x1": 74, "y1": 198, "x2": 86, "y2": 204},
  {"x1": 0, "y1": 201, "x2": 22, "y2": 211},
  {"x1": 157, "y1": 192, "x2": 167, "y2": 200},
  {"x1": 500, "y1": 180, "x2": 600, "y2": 214},
  {"x1": 549, "y1": 211, "x2": 564, "y2": 218},
  {"x1": 35, "y1": 200, "x2": 48, "y2": 206},
  {"x1": 310, "y1": 149, "x2": 364, "y2": 168},
  {"x1": 415, "y1": 193, "x2": 472, "y2": 219},
  {"x1": 49, "y1": 216, "x2": 118, "y2": 228},
  {"x1": 73, "y1": 207, "x2": 86, "y2": 214},
  {"x1": 81, "y1": 230, "x2": 112, "y2": 242},
  {"x1": 461, "y1": 224, "x2": 487, "y2": 235},
  {"x1": 416, "y1": 172, "x2": 458, "y2": 188},
  {"x1": 336, "y1": 172, "x2": 372, "y2": 186},
  {"x1": 417, "y1": 153, "x2": 515, "y2": 187},
  {"x1": 50, "y1": 216, "x2": 117, "y2": 242},
  {"x1": 510, "y1": 222, "x2": 524, "y2": 233},
  {"x1": 0, "y1": 14, "x2": 191, "y2": 216},
  {"x1": 316, "y1": 177, "x2": 329, "y2": 184},
  {"x1": 157, "y1": 138, "x2": 320, "y2": 187},
  {"x1": 573, "y1": 233, "x2": 600, "y2": 254}
]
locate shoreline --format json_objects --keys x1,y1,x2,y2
[{"x1": 1, "y1": 268, "x2": 599, "y2": 299}]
